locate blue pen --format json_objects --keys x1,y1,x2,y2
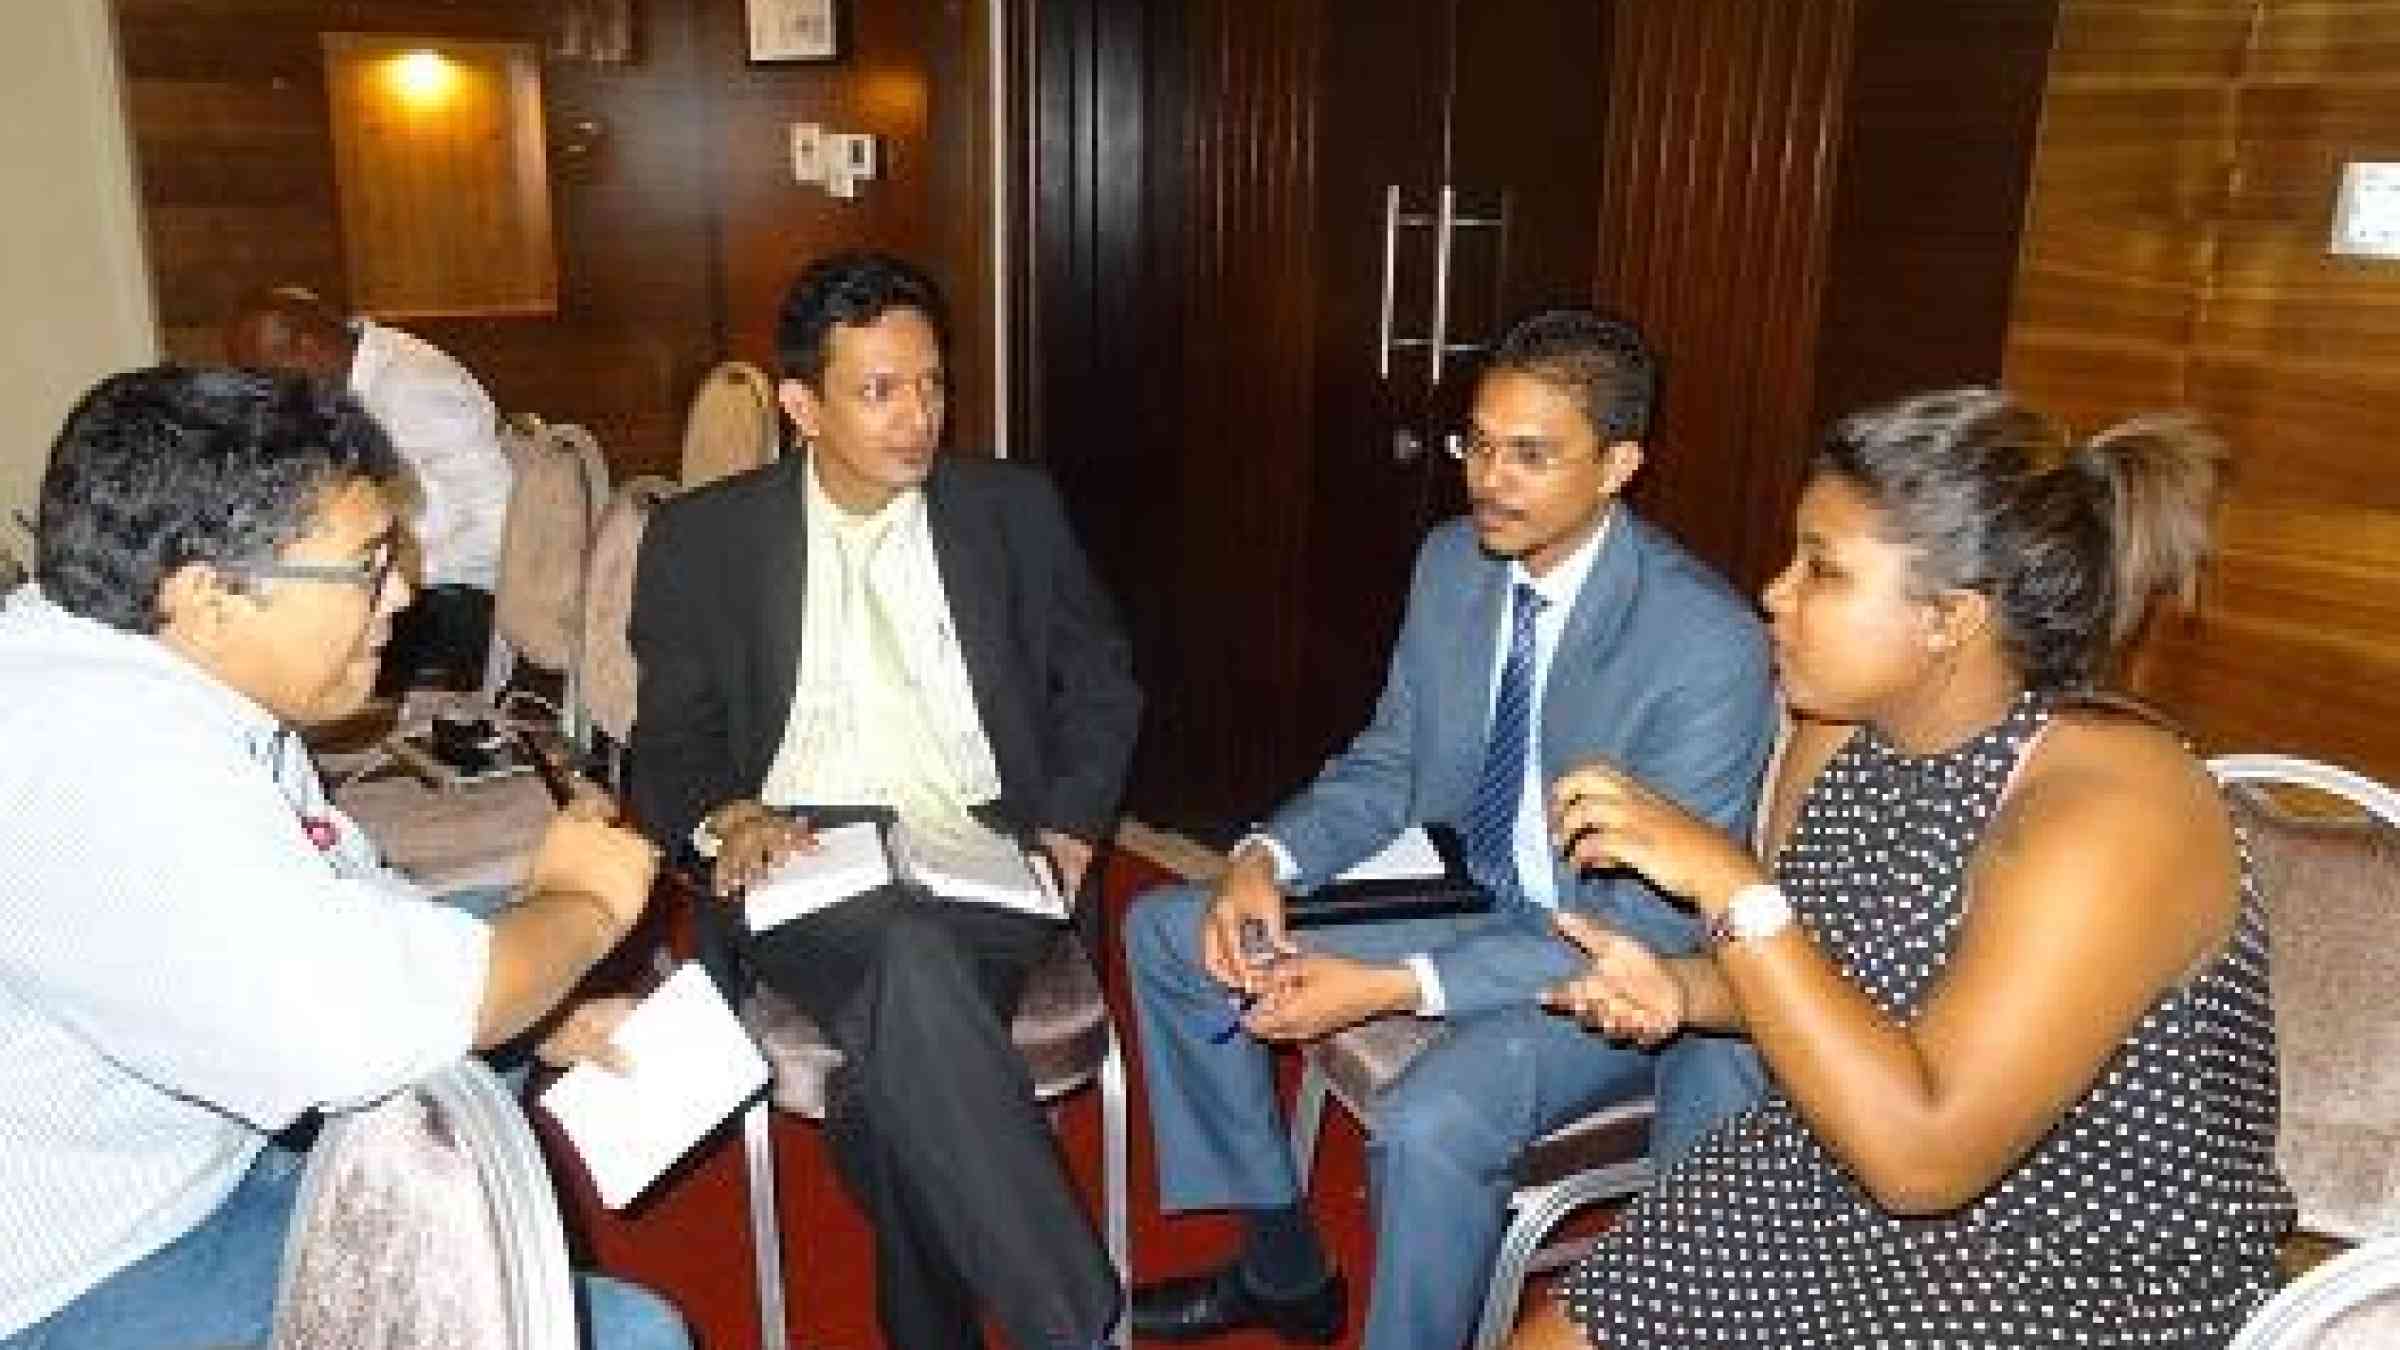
[{"x1": 1208, "y1": 919, "x2": 1289, "y2": 1044}]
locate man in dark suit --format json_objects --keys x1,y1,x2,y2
[
  {"x1": 629, "y1": 252, "x2": 1139, "y2": 1350},
  {"x1": 1124, "y1": 310, "x2": 1775, "y2": 1350}
]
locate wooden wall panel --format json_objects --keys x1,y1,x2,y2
[
  {"x1": 322, "y1": 37, "x2": 558, "y2": 318},
  {"x1": 112, "y1": 0, "x2": 991, "y2": 480},
  {"x1": 703, "y1": 0, "x2": 996, "y2": 451},
  {"x1": 1152, "y1": 0, "x2": 1325, "y2": 815},
  {"x1": 2005, "y1": 0, "x2": 2400, "y2": 785},
  {"x1": 114, "y1": 0, "x2": 714, "y2": 478},
  {"x1": 1595, "y1": 0, "x2": 1855, "y2": 594}
]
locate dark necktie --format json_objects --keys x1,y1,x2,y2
[{"x1": 1464, "y1": 583, "x2": 1545, "y2": 908}]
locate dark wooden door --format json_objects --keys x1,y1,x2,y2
[
  {"x1": 1293, "y1": 0, "x2": 1450, "y2": 751},
  {"x1": 1296, "y1": 0, "x2": 1614, "y2": 772},
  {"x1": 1022, "y1": 0, "x2": 1612, "y2": 838}
]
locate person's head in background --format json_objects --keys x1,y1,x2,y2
[
  {"x1": 1765, "y1": 386, "x2": 2224, "y2": 745},
  {"x1": 1458, "y1": 307, "x2": 1655, "y2": 576},
  {"x1": 38, "y1": 365, "x2": 412, "y2": 725},
  {"x1": 223, "y1": 286, "x2": 356, "y2": 385},
  {"x1": 773, "y1": 250, "x2": 952, "y2": 515}
]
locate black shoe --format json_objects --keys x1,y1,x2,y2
[{"x1": 1130, "y1": 1264, "x2": 1346, "y2": 1344}]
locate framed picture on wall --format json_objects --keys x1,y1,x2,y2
[{"x1": 748, "y1": 0, "x2": 838, "y2": 62}]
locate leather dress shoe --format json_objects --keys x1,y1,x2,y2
[{"x1": 1130, "y1": 1263, "x2": 1346, "y2": 1343}]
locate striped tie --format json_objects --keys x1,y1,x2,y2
[{"x1": 1464, "y1": 583, "x2": 1545, "y2": 908}]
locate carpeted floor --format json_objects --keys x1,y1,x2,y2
[{"x1": 535, "y1": 847, "x2": 1387, "y2": 1350}]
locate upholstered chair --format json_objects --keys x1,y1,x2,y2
[
  {"x1": 678, "y1": 362, "x2": 780, "y2": 491},
  {"x1": 2215, "y1": 754, "x2": 2400, "y2": 1349},
  {"x1": 733, "y1": 931, "x2": 1131, "y2": 1350},
  {"x1": 1287, "y1": 1017, "x2": 1652, "y2": 1350},
  {"x1": 271, "y1": 1059, "x2": 577, "y2": 1350}
]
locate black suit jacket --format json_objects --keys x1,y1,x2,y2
[{"x1": 627, "y1": 452, "x2": 1141, "y2": 859}]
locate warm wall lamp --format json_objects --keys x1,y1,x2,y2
[{"x1": 389, "y1": 50, "x2": 457, "y2": 106}]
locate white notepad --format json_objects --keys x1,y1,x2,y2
[
  {"x1": 891, "y1": 822, "x2": 1067, "y2": 921},
  {"x1": 742, "y1": 820, "x2": 894, "y2": 933},
  {"x1": 537, "y1": 963, "x2": 770, "y2": 1210},
  {"x1": 1334, "y1": 824, "x2": 1448, "y2": 883}
]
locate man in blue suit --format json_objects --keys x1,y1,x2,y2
[{"x1": 1125, "y1": 309, "x2": 1775, "y2": 1350}]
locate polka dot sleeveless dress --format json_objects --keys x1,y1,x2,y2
[{"x1": 1559, "y1": 693, "x2": 2293, "y2": 1347}]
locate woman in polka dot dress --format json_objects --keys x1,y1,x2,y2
[{"x1": 1513, "y1": 389, "x2": 2293, "y2": 1349}]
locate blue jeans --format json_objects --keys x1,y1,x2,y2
[{"x1": 0, "y1": 1143, "x2": 689, "y2": 1350}]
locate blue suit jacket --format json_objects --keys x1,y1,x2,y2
[{"x1": 1265, "y1": 508, "x2": 1776, "y2": 1016}]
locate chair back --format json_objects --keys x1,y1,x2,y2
[
  {"x1": 271, "y1": 1059, "x2": 576, "y2": 1350},
  {"x1": 492, "y1": 421, "x2": 607, "y2": 685},
  {"x1": 680, "y1": 361, "x2": 780, "y2": 489},
  {"x1": 579, "y1": 476, "x2": 675, "y2": 758},
  {"x1": 2209, "y1": 754, "x2": 2400, "y2": 1246}
]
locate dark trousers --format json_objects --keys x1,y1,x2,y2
[{"x1": 743, "y1": 887, "x2": 1119, "y2": 1350}]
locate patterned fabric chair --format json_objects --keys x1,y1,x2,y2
[
  {"x1": 2214, "y1": 754, "x2": 2400, "y2": 1349},
  {"x1": 679, "y1": 362, "x2": 780, "y2": 491},
  {"x1": 578, "y1": 476, "x2": 676, "y2": 791},
  {"x1": 734, "y1": 933, "x2": 1131, "y2": 1350},
  {"x1": 336, "y1": 420, "x2": 609, "y2": 892},
  {"x1": 271, "y1": 1059, "x2": 576, "y2": 1350},
  {"x1": 1287, "y1": 1017, "x2": 1652, "y2": 1350}
]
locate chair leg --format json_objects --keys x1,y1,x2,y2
[
  {"x1": 1102, "y1": 1030, "x2": 1132, "y2": 1350},
  {"x1": 742, "y1": 1099, "x2": 791, "y2": 1350},
  {"x1": 1287, "y1": 1063, "x2": 1331, "y2": 1194},
  {"x1": 1471, "y1": 1159, "x2": 1654, "y2": 1350}
]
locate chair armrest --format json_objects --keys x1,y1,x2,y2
[{"x1": 2231, "y1": 1233, "x2": 2400, "y2": 1348}]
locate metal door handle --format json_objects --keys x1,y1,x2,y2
[
  {"x1": 1376, "y1": 184, "x2": 1400, "y2": 381},
  {"x1": 1430, "y1": 185, "x2": 1457, "y2": 386}
]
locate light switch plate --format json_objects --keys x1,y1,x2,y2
[
  {"x1": 833, "y1": 132, "x2": 878, "y2": 181},
  {"x1": 2330, "y1": 161, "x2": 2400, "y2": 259},
  {"x1": 790, "y1": 122, "x2": 824, "y2": 184}
]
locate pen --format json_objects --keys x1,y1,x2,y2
[
  {"x1": 516, "y1": 728, "x2": 580, "y2": 810},
  {"x1": 1207, "y1": 919, "x2": 1290, "y2": 1044}
]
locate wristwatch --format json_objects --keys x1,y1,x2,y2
[{"x1": 1707, "y1": 881, "x2": 1793, "y2": 948}]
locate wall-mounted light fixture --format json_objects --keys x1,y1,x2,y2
[{"x1": 388, "y1": 50, "x2": 458, "y2": 108}]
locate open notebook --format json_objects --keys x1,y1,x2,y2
[
  {"x1": 742, "y1": 818, "x2": 1068, "y2": 934},
  {"x1": 537, "y1": 963, "x2": 770, "y2": 1210}
]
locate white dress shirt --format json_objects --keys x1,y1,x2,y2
[
  {"x1": 0, "y1": 586, "x2": 489, "y2": 1334},
  {"x1": 348, "y1": 320, "x2": 514, "y2": 591}
]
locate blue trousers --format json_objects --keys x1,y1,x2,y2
[
  {"x1": 0, "y1": 1141, "x2": 689, "y2": 1350},
  {"x1": 1, "y1": 885, "x2": 689, "y2": 1350},
  {"x1": 1125, "y1": 882, "x2": 1763, "y2": 1350}
]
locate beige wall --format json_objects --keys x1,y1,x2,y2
[{"x1": 0, "y1": 0, "x2": 157, "y2": 561}]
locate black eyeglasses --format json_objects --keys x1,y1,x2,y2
[{"x1": 221, "y1": 537, "x2": 398, "y2": 599}]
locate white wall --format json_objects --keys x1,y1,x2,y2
[{"x1": 0, "y1": 0, "x2": 157, "y2": 563}]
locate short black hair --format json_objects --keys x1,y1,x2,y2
[
  {"x1": 38, "y1": 365, "x2": 403, "y2": 634},
  {"x1": 773, "y1": 250, "x2": 950, "y2": 387},
  {"x1": 1484, "y1": 308, "x2": 1657, "y2": 442}
]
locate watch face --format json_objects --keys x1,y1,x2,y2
[{"x1": 1720, "y1": 883, "x2": 1793, "y2": 943}]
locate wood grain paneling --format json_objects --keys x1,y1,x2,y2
[
  {"x1": 1596, "y1": 0, "x2": 2057, "y2": 595},
  {"x1": 704, "y1": 0, "x2": 997, "y2": 450},
  {"x1": 2005, "y1": 0, "x2": 2400, "y2": 785},
  {"x1": 1595, "y1": 0, "x2": 1856, "y2": 595},
  {"x1": 323, "y1": 36, "x2": 558, "y2": 318},
  {"x1": 1155, "y1": 0, "x2": 1326, "y2": 817},
  {"x1": 113, "y1": 0, "x2": 990, "y2": 482}
]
